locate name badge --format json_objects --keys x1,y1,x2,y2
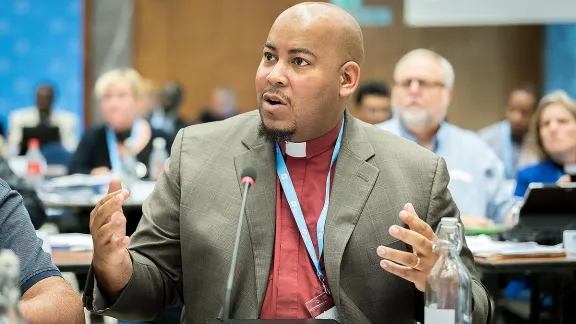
[{"x1": 305, "y1": 292, "x2": 340, "y2": 322}]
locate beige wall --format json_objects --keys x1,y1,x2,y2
[{"x1": 133, "y1": 0, "x2": 542, "y2": 130}]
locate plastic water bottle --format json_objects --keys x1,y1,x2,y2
[
  {"x1": 25, "y1": 138, "x2": 46, "y2": 190},
  {"x1": 0, "y1": 250, "x2": 26, "y2": 324},
  {"x1": 425, "y1": 217, "x2": 472, "y2": 324},
  {"x1": 148, "y1": 137, "x2": 168, "y2": 180},
  {"x1": 119, "y1": 139, "x2": 139, "y2": 189}
]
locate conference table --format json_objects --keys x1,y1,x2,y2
[
  {"x1": 52, "y1": 250, "x2": 93, "y2": 273},
  {"x1": 475, "y1": 255, "x2": 576, "y2": 323}
]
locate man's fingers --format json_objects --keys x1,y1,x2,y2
[
  {"x1": 96, "y1": 212, "x2": 125, "y2": 244},
  {"x1": 399, "y1": 203, "x2": 435, "y2": 241},
  {"x1": 92, "y1": 189, "x2": 128, "y2": 216},
  {"x1": 113, "y1": 236, "x2": 131, "y2": 250},
  {"x1": 108, "y1": 179, "x2": 123, "y2": 194},
  {"x1": 91, "y1": 192, "x2": 128, "y2": 231},
  {"x1": 380, "y1": 259, "x2": 427, "y2": 292},
  {"x1": 389, "y1": 225, "x2": 432, "y2": 256},
  {"x1": 90, "y1": 190, "x2": 121, "y2": 229},
  {"x1": 377, "y1": 246, "x2": 419, "y2": 269},
  {"x1": 379, "y1": 259, "x2": 417, "y2": 282}
]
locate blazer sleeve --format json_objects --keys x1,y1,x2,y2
[
  {"x1": 67, "y1": 128, "x2": 97, "y2": 174},
  {"x1": 423, "y1": 157, "x2": 491, "y2": 324},
  {"x1": 83, "y1": 129, "x2": 184, "y2": 321}
]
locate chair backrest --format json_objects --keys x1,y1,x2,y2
[{"x1": 40, "y1": 142, "x2": 71, "y2": 165}]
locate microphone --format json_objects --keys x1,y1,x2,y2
[
  {"x1": 222, "y1": 167, "x2": 257, "y2": 323},
  {"x1": 206, "y1": 168, "x2": 335, "y2": 323}
]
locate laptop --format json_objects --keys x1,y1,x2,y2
[
  {"x1": 19, "y1": 125, "x2": 61, "y2": 155},
  {"x1": 501, "y1": 183, "x2": 576, "y2": 244}
]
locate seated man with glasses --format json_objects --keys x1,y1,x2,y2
[{"x1": 377, "y1": 49, "x2": 515, "y2": 229}]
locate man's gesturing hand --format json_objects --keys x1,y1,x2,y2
[
  {"x1": 90, "y1": 179, "x2": 133, "y2": 300},
  {"x1": 376, "y1": 203, "x2": 438, "y2": 292}
]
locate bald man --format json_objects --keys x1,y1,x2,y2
[{"x1": 84, "y1": 3, "x2": 490, "y2": 323}]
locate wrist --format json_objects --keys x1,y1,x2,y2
[{"x1": 93, "y1": 252, "x2": 133, "y2": 300}]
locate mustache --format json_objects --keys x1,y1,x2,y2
[
  {"x1": 261, "y1": 88, "x2": 292, "y2": 105},
  {"x1": 405, "y1": 97, "x2": 421, "y2": 105}
]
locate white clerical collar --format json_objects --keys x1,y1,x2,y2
[{"x1": 285, "y1": 141, "x2": 307, "y2": 157}]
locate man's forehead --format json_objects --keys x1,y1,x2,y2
[
  {"x1": 268, "y1": 17, "x2": 333, "y2": 43},
  {"x1": 396, "y1": 56, "x2": 444, "y2": 80},
  {"x1": 265, "y1": 28, "x2": 333, "y2": 57}
]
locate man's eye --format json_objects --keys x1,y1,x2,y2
[
  {"x1": 264, "y1": 53, "x2": 276, "y2": 61},
  {"x1": 294, "y1": 58, "x2": 309, "y2": 66}
]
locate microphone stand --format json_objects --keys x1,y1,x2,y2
[{"x1": 222, "y1": 180, "x2": 251, "y2": 323}]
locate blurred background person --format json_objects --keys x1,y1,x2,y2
[
  {"x1": 515, "y1": 90, "x2": 576, "y2": 197},
  {"x1": 378, "y1": 49, "x2": 514, "y2": 229},
  {"x1": 196, "y1": 85, "x2": 238, "y2": 123},
  {"x1": 0, "y1": 155, "x2": 47, "y2": 229},
  {"x1": 67, "y1": 68, "x2": 171, "y2": 177},
  {"x1": 149, "y1": 81, "x2": 192, "y2": 139},
  {"x1": 479, "y1": 85, "x2": 540, "y2": 179},
  {"x1": 8, "y1": 83, "x2": 78, "y2": 153},
  {"x1": 354, "y1": 80, "x2": 392, "y2": 124},
  {"x1": 137, "y1": 78, "x2": 161, "y2": 120}
]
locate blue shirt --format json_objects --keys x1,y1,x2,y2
[
  {"x1": 377, "y1": 118, "x2": 514, "y2": 223},
  {"x1": 514, "y1": 160, "x2": 564, "y2": 197},
  {"x1": 478, "y1": 121, "x2": 538, "y2": 180},
  {"x1": 0, "y1": 178, "x2": 61, "y2": 294}
]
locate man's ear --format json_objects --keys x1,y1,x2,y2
[{"x1": 339, "y1": 61, "x2": 361, "y2": 98}]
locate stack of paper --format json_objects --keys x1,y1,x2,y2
[
  {"x1": 466, "y1": 235, "x2": 565, "y2": 260},
  {"x1": 47, "y1": 233, "x2": 93, "y2": 251},
  {"x1": 47, "y1": 174, "x2": 113, "y2": 188}
]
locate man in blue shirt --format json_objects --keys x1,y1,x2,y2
[
  {"x1": 377, "y1": 49, "x2": 514, "y2": 228},
  {"x1": 0, "y1": 178, "x2": 84, "y2": 323},
  {"x1": 478, "y1": 85, "x2": 539, "y2": 180}
]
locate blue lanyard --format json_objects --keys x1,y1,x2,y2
[
  {"x1": 501, "y1": 121, "x2": 515, "y2": 179},
  {"x1": 274, "y1": 120, "x2": 344, "y2": 294},
  {"x1": 105, "y1": 119, "x2": 142, "y2": 173}
]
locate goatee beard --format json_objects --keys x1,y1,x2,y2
[{"x1": 258, "y1": 121, "x2": 296, "y2": 142}]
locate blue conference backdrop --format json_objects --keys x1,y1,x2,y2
[
  {"x1": 0, "y1": 0, "x2": 83, "y2": 137},
  {"x1": 545, "y1": 24, "x2": 576, "y2": 100}
]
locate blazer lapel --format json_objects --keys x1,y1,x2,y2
[
  {"x1": 234, "y1": 131, "x2": 276, "y2": 313},
  {"x1": 324, "y1": 113, "x2": 379, "y2": 308}
]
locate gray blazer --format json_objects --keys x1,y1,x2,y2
[{"x1": 84, "y1": 110, "x2": 490, "y2": 324}]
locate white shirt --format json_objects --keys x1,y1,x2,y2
[{"x1": 8, "y1": 107, "x2": 78, "y2": 152}]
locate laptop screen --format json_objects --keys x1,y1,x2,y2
[
  {"x1": 19, "y1": 125, "x2": 61, "y2": 155},
  {"x1": 521, "y1": 183, "x2": 576, "y2": 216}
]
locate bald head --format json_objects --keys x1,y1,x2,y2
[
  {"x1": 275, "y1": 2, "x2": 364, "y2": 65},
  {"x1": 256, "y1": 2, "x2": 364, "y2": 143}
]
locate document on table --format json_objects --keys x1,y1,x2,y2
[
  {"x1": 36, "y1": 232, "x2": 94, "y2": 252},
  {"x1": 466, "y1": 235, "x2": 565, "y2": 259}
]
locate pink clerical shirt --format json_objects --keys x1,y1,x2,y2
[{"x1": 260, "y1": 120, "x2": 342, "y2": 319}]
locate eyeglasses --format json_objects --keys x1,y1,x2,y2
[{"x1": 395, "y1": 79, "x2": 445, "y2": 90}]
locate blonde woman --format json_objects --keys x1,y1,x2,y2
[
  {"x1": 514, "y1": 90, "x2": 576, "y2": 196},
  {"x1": 67, "y1": 68, "x2": 171, "y2": 176}
]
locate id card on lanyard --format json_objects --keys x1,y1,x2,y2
[
  {"x1": 274, "y1": 118, "x2": 344, "y2": 322},
  {"x1": 105, "y1": 119, "x2": 142, "y2": 174}
]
